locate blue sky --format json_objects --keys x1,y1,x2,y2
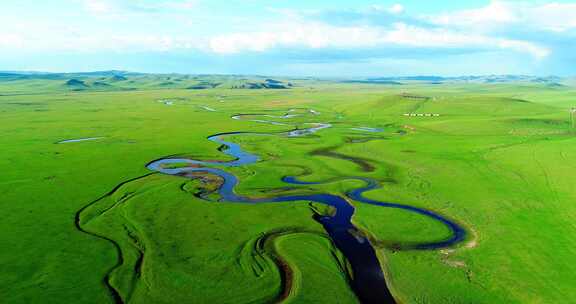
[{"x1": 0, "y1": 0, "x2": 575, "y2": 76}]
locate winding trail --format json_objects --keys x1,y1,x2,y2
[
  {"x1": 79, "y1": 109, "x2": 467, "y2": 304},
  {"x1": 57, "y1": 137, "x2": 105, "y2": 144}
]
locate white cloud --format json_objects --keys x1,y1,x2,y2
[
  {"x1": 208, "y1": 21, "x2": 549, "y2": 58},
  {"x1": 0, "y1": 1, "x2": 556, "y2": 61},
  {"x1": 528, "y1": 2, "x2": 576, "y2": 32},
  {"x1": 385, "y1": 23, "x2": 549, "y2": 58},
  {"x1": 82, "y1": 0, "x2": 197, "y2": 15},
  {"x1": 388, "y1": 4, "x2": 405, "y2": 14},
  {"x1": 0, "y1": 34, "x2": 25, "y2": 48},
  {"x1": 0, "y1": 24, "x2": 204, "y2": 53},
  {"x1": 369, "y1": 3, "x2": 405, "y2": 15},
  {"x1": 84, "y1": 0, "x2": 115, "y2": 14},
  {"x1": 431, "y1": 1, "x2": 516, "y2": 29},
  {"x1": 430, "y1": 1, "x2": 576, "y2": 32},
  {"x1": 210, "y1": 22, "x2": 378, "y2": 53},
  {"x1": 167, "y1": 0, "x2": 197, "y2": 10}
]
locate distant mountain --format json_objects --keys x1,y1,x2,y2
[
  {"x1": 231, "y1": 79, "x2": 291, "y2": 89},
  {"x1": 0, "y1": 72, "x2": 26, "y2": 80},
  {"x1": 0, "y1": 71, "x2": 570, "y2": 94},
  {"x1": 342, "y1": 75, "x2": 567, "y2": 85},
  {"x1": 66, "y1": 70, "x2": 133, "y2": 77},
  {"x1": 342, "y1": 80, "x2": 403, "y2": 85},
  {"x1": 0, "y1": 72, "x2": 26, "y2": 77},
  {"x1": 60, "y1": 78, "x2": 132, "y2": 92},
  {"x1": 369, "y1": 76, "x2": 445, "y2": 82}
]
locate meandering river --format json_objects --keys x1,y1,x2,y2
[{"x1": 146, "y1": 115, "x2": 466, "y2": 304}]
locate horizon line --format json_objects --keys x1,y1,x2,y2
[{"x1": 1, "y1": 69, "x2": 572, "y2": 79}]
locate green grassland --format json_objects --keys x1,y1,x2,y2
[{"x1": 1, "y1": 73, "x2": 576, "y2": 303}]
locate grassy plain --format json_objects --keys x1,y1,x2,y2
[{"x1": 1, "y1": 74, "x2": 576, "y2": 303}]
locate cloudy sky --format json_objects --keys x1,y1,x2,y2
[{"x1": 1, "y1": 0, "x2": 575, "y2": 76}]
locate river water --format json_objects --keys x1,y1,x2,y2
[{"x1": 146, "y1": 118, "x2": 466, "y2": 304}]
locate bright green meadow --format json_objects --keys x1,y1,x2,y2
[{"x1": 1, "y1": 73, "x2": 576, "y2": 303}]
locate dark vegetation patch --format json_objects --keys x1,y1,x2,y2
[
  {"x1": 187, "y1": 81, "x2": 221, "y2": 90},
  {"x1": 92, "y1": 81, "x2": 113, "y2": 87},
  {"x1": 400, "y1": 93, "x2": 431, "y2": 100},
  {"x1": 311, "y1": 145, "x2": 376, "y2": 172},
  {"x1": 65, "y1": 79, "x2": 88, "y2": 88},
  {"x1": 345, "y1": 136, "x2": 388, "y2": 144},
  {"x1": 512, "y1": 118, "x2": 568, "y2": 126},
  {"x1": 506, "y1": 98, "x2": 531, "y2": 103},
  {"x1": 109, "y1": 75, "x2": 127, "y2": 82},
  {"x1": 4, "y1": 102, "x2": 44, "y2": 106}
]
